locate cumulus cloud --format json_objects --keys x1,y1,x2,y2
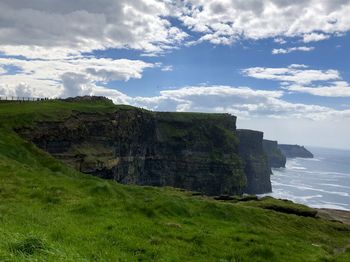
[
  {"x1": 303, "y1": 33, "x2": 330, "y2": 43},
  {"x1": 61, "y1": 76, "x2": 131, "y2": 104},
  {"x1": 0, "y1": 82, "x2": 36, "y2": 98},
  {"x1": 171, "y1": 0, "x2": 350, "y2": 46},
  {"x1": 272, "y1": 46, "x2": 315, "y2": 55},
  {"x1": 274, "y1": 38, "x2": 287, "y2": 44},
  {"x1": 0, "y1": 0, "x2": 188, "y2": 58},
  {"x1": 0, "y1": 57, "x2": 154, "y2": 98},
  {"x1": 244, "y1": 65, "x2": 350, "y2": 97},
  {"x1": 0, "y1": 0, "x2": 347, "y2": 100},
  {"x1": 0, "y1": 1, "x2": 188, "y2": 101},
  {"x1": 60, "y1": 73, "x2": 93, "y2": 98},
  {"x1": 134, "y1": 86, "x2": 284, "y2": 112},
  {"x1": 287, "y1": 81, "x2": 350, "y2": 97},
  {"x1": 132, "y1": 85, "x2": 349, "y2": 121},
  {"x1": 242, "y1": 66, "x2": 340, "y2": 85},
  {"x1": 1, "y1": 0, "x2": 349, "y2": 59}
]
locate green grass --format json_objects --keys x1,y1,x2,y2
[
  {"x1": 0, "y1": 100, "x2": 350, "y2": 261},
  {"x1": 0, "y1": 99, "x2": 119, "y2": 128},
  {"x1": 242, "y1": 196, "x2": 319, "y2": 217}
]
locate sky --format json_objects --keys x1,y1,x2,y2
[{"x1": 0, "y1": 0, "x2": 350, "y2": 149}]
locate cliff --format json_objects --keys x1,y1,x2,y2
[
  {"x1": 13, "y1": 97, "x2": 275, "y2": 196},
  {"x1": 262, "y1": 139, "x2": 286, "y2": 168},
  {"x1": 278, "y1": 144, "x2": 314, "y2": 158},
  {"x1": 17, "y1": 107, "x2": 250, "y2": 195},
  {"x1": 236, "y1": 130, "x2": 272, "y2": 194},
  {"x1": 1, "y1": 101, "x2": 350, "y2": 261}
]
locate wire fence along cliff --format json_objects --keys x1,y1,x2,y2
[
  {"x1": 0, "y1": 95, "x2": 110, "y2": 104},
  {"x1": 0, "y1": 96, "x2": 56, "y2": 103}
]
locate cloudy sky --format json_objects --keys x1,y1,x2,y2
[{"x1": 1, "y1": 0, "x2": 350, "y2": 149}]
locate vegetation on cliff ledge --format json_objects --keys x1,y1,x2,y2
[{"x1": 0, "y1": 99, "x2": 349, "y2": 261}]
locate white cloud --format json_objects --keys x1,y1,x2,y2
[
  {"x1": 242, "y1": 66, "x2": 340, "y2": 85},
  {"x1": 244, "y1": 65, "x2": 350, "y2": 97},
  {"x1": 1, "y1": 0, "x2": 349, "y2": 59},
  {"x1": 171, "y1": 0, "x2": 350, "y2": 46},
  {"x1": 132, "y1": 85, "x2": 347, "y2": 121},
  {"x1": 0, "y1": 57, "x2": 154, "y2": 98},
  {"x1": 0, "y1": 1, "x2": 181, "y2": 101},
  {"x1": 288, "y1": 64, "x2": 309, "y2": 69},
  {"x1": 303, "y1": 33, "x2": 330, "y2": 43},
  {"x1": 274, "y1": 38, "x2": 287, "y2": 44},
  {"x1": 161, "y1": 65, "x2": 173, "y2": 72},
  {"x1": 0, "y1": 0, "x2": 188, "y2": 58},
  {"x1": 287, "y1": 81, "x2": 350, "y2": 97},
  {"x1": 0, "y1": 83, "x2": 35, "y2": 98},
  {"x1": 272, "y1": 46, "x2": 315, "y2": 55},
  {"x1": 60, "y1": 73, "x2": 93, "y2": 98}
]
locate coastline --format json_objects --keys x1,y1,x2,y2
[
  {"x1": 316, "y1": 208, "x2": 350, "y2": 225},
  {"x1": 269, "y1": 148, "x2": 350, "y2": 212},
  {"x1": 253, "y1": 195, "x2": 350, "y2": 225}
]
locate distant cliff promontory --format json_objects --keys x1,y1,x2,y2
[
  {"x1": 262, "y1": 140, "x2": 313, "y2": 168},
  {"x1": 278, "y1": 144, "x2": 314, "y2": 158}
]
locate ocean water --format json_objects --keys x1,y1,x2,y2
[{"x1": 267, "y1": 147, "x2": 350, "y2": 211}]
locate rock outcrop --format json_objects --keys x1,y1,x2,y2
[
  {"x1": 236, "y1": 130, "x2": 272, "y2": 194},
  {"x1": 17, "y1": 108, "x2": 251, "y2": 195},
  {"x1": 63, "y1": 95, "x2": 113, "y2": 103},
  {"x1": 262, "y1": 139, "x2": 286, "y2": 168},
  {"x1": 278, "y1": 144, "x2": 314, "y2": 158}
]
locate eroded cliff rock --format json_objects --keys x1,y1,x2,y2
[
  {"x1": 263, "y1": 139, "x2": 286, "y2": 168},
  {"x1": 236, "y1": 130, "x2": 272, "y2": 194},
  {"x1": 17, "y1": 108, "x2": 252, "y2": 195}
]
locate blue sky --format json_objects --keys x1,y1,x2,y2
[
  {"x1": 1, "y1": 0, "x2": 350, "y2": 149},
  {"x1": 100, "y1": 34, "x2": 350, "y2": 100}
]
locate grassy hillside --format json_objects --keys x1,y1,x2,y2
[{"x1": 0, "y1": 100, "x2": 349, "y2": 261}]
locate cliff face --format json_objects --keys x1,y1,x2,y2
[
  {"x1": 278, "y1": 144, "x2": 314, "y2": 158},
  {"x1": 17, "y1": 108, "x2": 250, "y2": 195},
  {"x1": 262, "y1": 140, "x2": 286, "y2": 168},
  {"x1": 236, "y1": 130, "x2": 272, "y2": 194}
]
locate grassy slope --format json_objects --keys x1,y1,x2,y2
[{"x1": 0, "y1": 100, "x2": 349, "y2": 261}]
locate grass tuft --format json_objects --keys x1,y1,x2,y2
[{"x1": 9, "y1": 237, "x2": 46, "y2": 256}]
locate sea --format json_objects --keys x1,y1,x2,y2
[{"x1": 267, "y1": 147, "x2": 350, "y2": 211}]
